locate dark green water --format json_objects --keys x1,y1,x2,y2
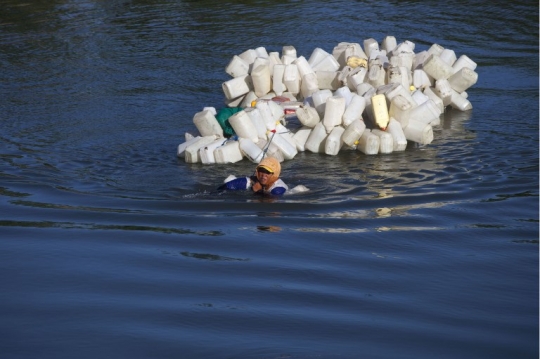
[{"x1": 0, "y1": 1, "x2": 538, "y2": 358}]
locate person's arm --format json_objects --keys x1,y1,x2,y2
[
  {"x1": 269, "y1": 186, "x2": 286, "y2": 195},
  {"x1": 217, "y1": 177, "x2": 252, "y2": 191}
]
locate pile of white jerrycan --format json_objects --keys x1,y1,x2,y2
[{"x1": 177, "y1": 35, "x2": 478, "y2": 164}]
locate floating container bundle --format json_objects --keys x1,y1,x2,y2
[{"x1": 177, "y1": 36, "x2": 478, "y2": 164}]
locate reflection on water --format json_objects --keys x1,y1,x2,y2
[
  {"x1": 295, "y1": 227, "x2": 369, "y2": 233},
  {"x1": 0, "y1": 219, "x2": 225, "y2": 236},
  {"x1": 181, "y1": 251, "x2": 249, "y2": 262},
  {"x1": 376, "y1": 225, "x2": 445, "y2": 232},
  {"x1": 375, "y1": 207, "x2": 391, "y2": 217},
  {"x1": 257, "y1": 225, "x2": 281, "y2": 232}
]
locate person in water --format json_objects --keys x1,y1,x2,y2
[{"x1": 218, "y1": 156, "x2": 288, "y2": 195}]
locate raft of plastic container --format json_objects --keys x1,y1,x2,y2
[{"x1": 177, "y1": 36, "x2": 478, "y2": 164}]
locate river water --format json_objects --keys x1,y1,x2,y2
[{"x1": 0, "y1": 1, "x2": 538, "y2": 358}]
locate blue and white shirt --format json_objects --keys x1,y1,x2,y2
[{"x1": 218, "y1": 176, "x2": 288, "y2": 196}]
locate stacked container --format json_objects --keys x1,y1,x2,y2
[{"x1": 177, "y1": 37, "x2": 478, "y2": 165}]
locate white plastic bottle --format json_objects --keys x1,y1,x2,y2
[
  {"x1": 342, "y1": 94, "x2": 366, "y2": 127},
  {"x1": 403, "y1": 119, "x2": 433, "y2": 145},
  {"x1": 255, "y1": 101, "x2": 276, "y2": 131},
  {"x1": 199, "y1": 138, "x2": 227, "y2": 164},
  {"x1": 177, "y1": 136, "x2": 201, "y2": 158},
  {"x1": 422, "y1": 54, "x2": 453, "y2": 81},
  {"x1": 267, "y1": 130, "x2": 297, "y2": 160},
  {"x1": 293, "y1": 126, "x2": 312, "y2": 152},
  {"x1": 272, "y1": 64, "x2": 286, "y2": 96},
  {"x1": 305, "y1": 122, "x2": 328, "y2": 153},
  {"x1": 434, "y1": 79, "x2": 453, "y2": 106},
  {"x1": 193, "y1": 110, "x2": 224, "y2": 137},
  {"x1": 334, "y1": 86, "x2": 353, "y2": 107},
  {"x1": 311, "y1": 89, "x2": 333, "y2": 116},
  {"x1": 275, "y1": 123, "x2": 296, "y2": 149},
  {"x1": 222, "y1": 75, "x2": 252, "y2": 100},
  {"x1": 225, "y1": 55, "x2": 249, "y2": 78},
  {"x1": 371, "y1": 129, "x2": 394, "y2": 154},
  {"x1": 325, "y1": 126, "x2": 345, "y2": 156},
  {"x1": 283, "y1": 64, "x2": 300, "y2": 96},
  {"x1": 323, "y1": 96, "x2": 346, "y2": 133},
  {"x1": 386, "y1": 118, "x2": 408, "y2": 151},
  {"x1": 389, "y1": 95, "x2": 412, "y2": 128},
  {"x1": 449, "y1": 89, "x2": 473, "y2": 111},
  {"x1": 229, "y1": 110, "x2": 259, "y2": 143},
  {"x1": 408, "y1": 99, "x2": 441, "y2": 125},
  {"x1": 296, "y1": 105, "x2": 320, "y2": 128},
  {"x1": 316, "y1": 71, "x2": 340, "y2": 91},
  {"x1": 245, "y1": 107, "x2": 267, "y2": 140},
  {"x1": 452, "y1": 54, "x2": 477, "y2": 73},
  {"x1": 185, "y1": 135, "x2": 218, "y2": 163},
  {"x1": 423, "y1": 86, "x2": 445, "y2": 114},
  {"x1": 239, "y1": 138, "x2": 265, "y2": 163},
  {"x1": 251, "y1": 64, "x2": 271, "y2": 97},
  {"x1": 342, "y1": 119, "x2": 366, "y2": 147},
  {"x1": 214, "y1": 140, "x2": 244, "y2": 164},
  {"x1": 293, "y1": 55, "x2": 315, "y2": 78},
  {"x1": 447, "y1": 67, "x2": 478, "y2": 93},
  {"x1": 308, "y1": 47, "x2": 330, "y2": 68},
  {"x1": 356, "y1": 130, "x2": 379, "y2": 155},
  {"x1": 300, "y1": 73, "x2": 319, "y2": 99},
  {"x1": 311, "y1": 54, "x2": 340, "y2": 72}
]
